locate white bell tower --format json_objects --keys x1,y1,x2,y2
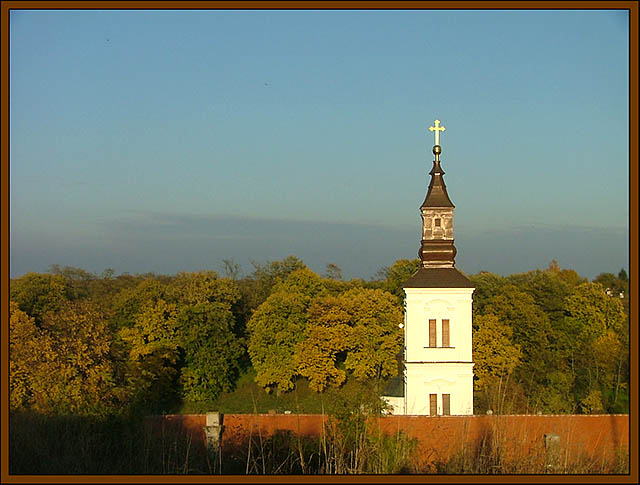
[{"x1": 401, "y1": 120, "x2": 475, "y2": 416}]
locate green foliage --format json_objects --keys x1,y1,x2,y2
[
  {"x1": 341, "y1": 288, "x2": 403, "y2": 382},
  {"x1": 506, "y1": 262, "x2": 585, "y2": 324},
  {"x1": 176, "y1": 302, "x2": 244, "y2": 402},
  {"x1": 297, "y1": 295, "x2": 350, "y2": 392},
  {"x1": 247, "y1": 268, "x2": 325, "y2": 392},
  {"x1": 473, "y1": 261, "x2": 628, "y2": 414},
  {"x1": 564, "y1": 282, "x2": 625, "y2": 337},
  {"x1": 167, "y1": 271, "x2": 240, "y2": 307},
  {"x1": 111, "y1": 278, "x2": 170, "y2": 330},
  {"x1": 483, "y1": 285, "x2": 555, "y2": 409},
  {"x1": 468, "y1": 271, "x2": 508, "y2": 318},
  {"x1": 119, "y1": 299, "x2": 181, "y2": 413},
  {"x1": 297, "y1": 288, "x2": 403, "y2": 391},
  {"x1": 10, "y1": 272, "x2": 69, "y2": 324},
  {"x1": 8, "y1": 256, "x2": 630, "y2": 419},
  {"x1": 562, "y1": 282, "x2": 627, "y2": 413},
  {"x1": 373, "y1": 258, "x2": 420, "y2": 304},
  {"x1": 472, "y1": 313, "x2": 522, "y2": 413},
  {"x1": 233, "y1": 256, "x2": 307, "y2": 337},
  {"x1": 472, "y1": 314, "x2": 521, "y2": 387},
  {"x1": 246, "y1": 255, "x2": 306, "y2": 306}
]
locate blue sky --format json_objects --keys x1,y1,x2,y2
[{"x1": 9, "y1": 9, "x2": 629, "y2": 280}]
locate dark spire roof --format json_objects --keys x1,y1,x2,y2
[{"x1": 421, "y1": 145, "x2": 455, "y2": 208}]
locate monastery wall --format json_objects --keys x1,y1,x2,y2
[{"x1": 145, "y1": 413, "x2": 629, "y2": 471}]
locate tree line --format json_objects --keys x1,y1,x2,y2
[{"x1": 9, "y1": 256, "x2": 629, "y2": 417}]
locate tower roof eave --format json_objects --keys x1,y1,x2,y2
[{"x1": 403, "y1": 267, "x2": 474, "y2": 288}]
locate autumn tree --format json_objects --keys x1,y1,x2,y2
[
  {"x1": 296, "y1": 295, "x2": 350, "y2": 392},
  {"x1": 234, "y1": 255, "x2": 307, "y2": 335},
  {"x1": 468, "y1": 272, "x2": 508, "y2": 318},
  {"x1": 110, "y1": 278, "x2": 170, "y2": 331},
  {"x1": 247, "y1": 267, "x2": 325, "y2": 393},
  {"x1": 562, "y1": 282, "x2": 626, "y2": 413},
  {"x1": 472, "y1": 313, "x2": 522, "y2": 414},
  {"x1": 342, "y1": 288, "x2": 403, "y2": 382},
  {"x1": 48, "y1": 264, "x2": 96, "y2": 301},
  {"x1": 10, "y1": 300, "x2": 121, "y2": 416},
  {"x1": 484, "y1": 285, "x2": 556, "y2": 411},
  {"x1": 297, "y1": 288, "x2": 403, "y2": 392},
  {"x1": 119, "y1": 299, "x2": 181, "y2": 412},
  {"x1": 10, "y1": 273, "x2": 68, "y2": 324},
  {"x1": 9, "y1": 302, "x2": 39, "y2": 411},
  {"x1": 506, "y1": 262, "x2": 585, "y2": 325},
  {"x1": 373, "y1": 259, "x2": 420, "y2": 304},
  {"x1": 594, "y1": 270, "x2": 629, "y2": 317},
  {"x1": 167, "y1": 271, "x2": 240, "y2": 307}
]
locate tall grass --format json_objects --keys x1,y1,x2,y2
[
  {"x1": 10, "y1": 410, "x2": 628, "y2": 475},
  {"x1": 9, "y1": 411, "x2": 210, "y2": 475}
]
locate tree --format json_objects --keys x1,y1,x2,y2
[
  {"x1": 110, "y1": 278, "x2": 169, "y2": 330},
  {"x1": 482, "y1": 285, "x2": 555, "y2": 410},
  {"x1": 119, "y1": 299, "x2": 181, "y2": 412},
  {"x1": 506, "y1": 265, "x2": 584, "y2": 325},
  {"x1": 248, "y1": 255, "x2": 307, "y2": 304},
  {"x1": 246, "y1": 268, "x2": 325, "y2": 393},
  {"x1": 296, "y1": 295, "x2": 351, "y2": 392},
  {"x1": 594, "y1": 270, "x2": 629, "y2": 317},
  {"x1": 297, "y1": 287, "x2": 403, "y2": 392},
  {"x1": 374, "y1": 259, "x2": 420, "y2": 304},
  {"x1": 221, "y1": 258, "x2": 242, "y2": 280},
  {"x1": 472, "y1": 313, "x2": 522, "y2": 413},
  {"x1": 48, "y1": 264, "x2": 96, "y2": 300},
  {"x1": 342, "y1": 288, "x2": 403, "y2": 382},
  {"x1": 176, "y1": 303, "x2": 244, "y2": 402},
  {"x1": 234, "y1": 256, "x2": 308, "y2": 335},
  {"x1": 324, "y1": 263, "x2": 343, "y2": 281},
  {"x1": 10, "y1": 300, "x2": 121, "y2": 416},
  {"x1": 10, "y1": 273, "x2": 68, "y2": 324},
  {"x1": 564, "y1": 282, "x2": 625, "y2": 338},
  {"x1": 9, "y1": 302, "x2": 39, "y2": 411},
  {"x1": 563, "y1": 282, "x2": 626, "y2": 412},
  {"x1": 167, "y1": 271, "x2": 240, "y2": 307},
  {"x1": 468, "y1": 272, "x2": 507, "y2": 318}
]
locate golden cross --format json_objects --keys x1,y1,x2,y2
[{"x1": 429, "y1": 119, "x2": 446, "y2": 146}]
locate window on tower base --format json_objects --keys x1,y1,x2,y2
[
  {"x1": 443, "y1": 394, "x2": 451, "y2": 415},
  {"x1": 429, "y1": 394, "x2": 437, "y2": 416}
]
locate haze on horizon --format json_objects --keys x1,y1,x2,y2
[{"x1": 9, "y1": 9, "x2": 630, "y2": 281}]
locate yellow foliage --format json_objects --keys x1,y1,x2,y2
[
  {"x1": 10, "y1": 300, "x2": 120, "y2": 416},
  {"x1": 473, "y1": 313, "x2": 522, "y2": 391}
]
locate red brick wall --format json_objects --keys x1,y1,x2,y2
[{"x1": 145, "y1": 413, "x2": 628, "y2": 470}]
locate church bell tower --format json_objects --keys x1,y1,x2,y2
[{"x1": 401, "y1": 120, "x2": 475, "y2": 416}]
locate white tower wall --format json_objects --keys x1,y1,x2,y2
[{"x1": 403, "y1": 287, "x2": 474, "y2": 415}]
